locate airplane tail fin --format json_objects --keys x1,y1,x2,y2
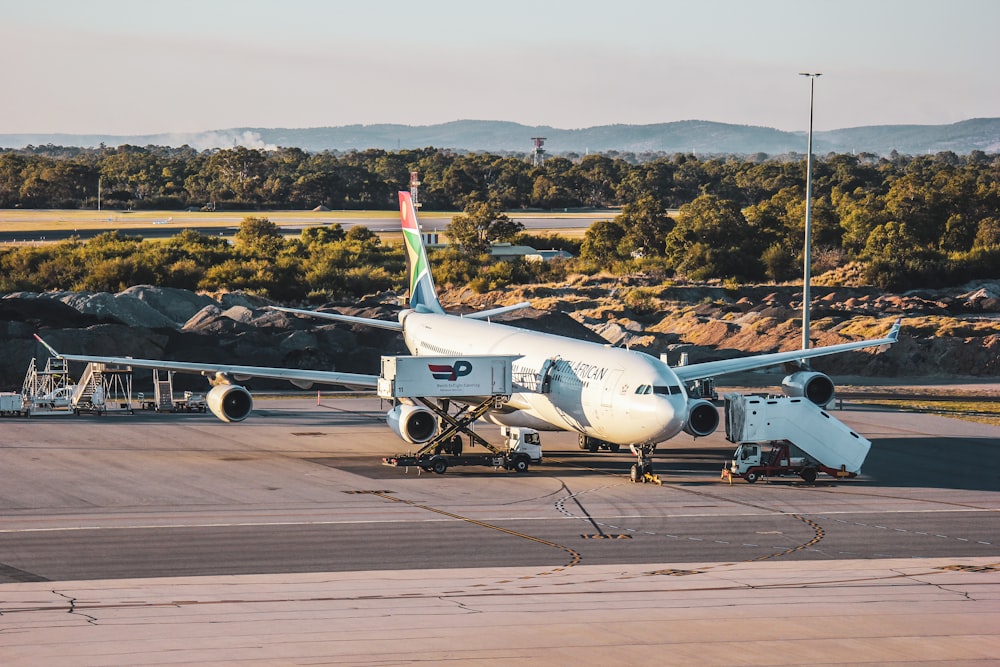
[{"x1": 399, "y1": 191, "x2": 445, "y2": 314}]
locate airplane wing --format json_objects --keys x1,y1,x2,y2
[
  {"x1": 33, "y1": 335, "x2": 378, "y2": 389},
  {"x1": 672, "y1": 319, "x2": 900, "y2": 383}
]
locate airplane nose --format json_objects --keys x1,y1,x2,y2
[
  {"x1": 650, "y1": 394, "x2": 686, "y2": 442},
  {"x1": 620, "y1": 393, "x2": 686, "y2": 443}
]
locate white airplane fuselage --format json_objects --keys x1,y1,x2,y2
[{"x1": 400, "y1": 310, "x2": 689, "y2": 445}]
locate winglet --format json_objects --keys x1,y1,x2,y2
[
  {"x1": 33, "y1": 333, "x2": 61, "y2": 358},
  {"x1": 888, "y1": 317, "x2": 902, "y2": 343}
]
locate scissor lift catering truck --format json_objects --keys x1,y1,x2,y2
[{"x1": 378, "y1": 355, "x2": 541, "y2": 474}]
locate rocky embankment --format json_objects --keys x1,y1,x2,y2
[{"x1": 1, "y1": 278, "x2": 998, "y2": 392}]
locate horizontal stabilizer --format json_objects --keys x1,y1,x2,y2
[
  {"x1": 462, "y1": 301, "x2": 532, "y2": 320},
  {"x1": 268, "y1": 306, "x2": 403, "y2": 331}
]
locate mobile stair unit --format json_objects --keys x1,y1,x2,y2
[
  {"x1": 138, "y1": 370, "x2": 207, "y2": 413},
  {"x1": 22, "y1": 356, "x2": 74, "y2": 416},
  {"x1": 71, "y1": 362, "x2": 135, "y2": 415},
  {"x1": 723, "y1": 394, "x2": 871, "y2": 483},
  {"x1": 378, "y1": 355, "x2": 541, "y2": 474}
]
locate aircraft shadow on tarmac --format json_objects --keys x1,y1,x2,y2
[
  {"x1": 315, "y1": 436, "x2": 1000, "y2": 491},
  {"x1": 309, "y1": 448, "x2": 738, "y2": 481},
  {"x1": 307, "y1": 455, "x2": 638, "y2": 479},
  {"x1": 863, "y1": 436, "x2": 1000, "y2": 491}
]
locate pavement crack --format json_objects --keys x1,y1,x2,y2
[
  {"x1": 441, "y1": 597, "x2": 484, "y2": 614},
  {"x1": 53, "y1": 590, "x2": 98, "y2": 624}
]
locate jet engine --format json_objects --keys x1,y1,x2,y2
[
  {"x1": 781, "y1": 371, "x2": 835, "y2": 407},
  {"x1": 386, "y1": 404, "x2": 438, "y2": 444},
  {"x1": 683, "y1": 398, "x2": 720, "y2": 437},
  {"x1": 206, "y1": 384, "x2": 254, "y2": 423}
]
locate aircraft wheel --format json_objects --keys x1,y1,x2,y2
[
  {"x1": 578, "y1": 434, "x2": 588, "y2": 450},
  {"x1": 630, "y1": 463, "x2": 642, "y2": 483},
  {"x1": 609, "y1": 444, "x2": 621, "y2": 453},
  {"x1": 745, "y1": 472, "x2": 758, "y2": 484}
]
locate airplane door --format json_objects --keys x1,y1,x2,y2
[{"x1": 601, "y1": 369, "x2": 623, "y2": 409}]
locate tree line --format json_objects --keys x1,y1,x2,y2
[{"x1": 0, "y1": 144, "x2": 998, "y2": 293}]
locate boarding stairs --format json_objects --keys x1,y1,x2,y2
[
  {"x1": 725, "y1": 394, "x2": 871, "y2": 474},
  {"x1": 71, "y1": 362, "x2": 135, "y2": 414},
  {"x1": 22, "y1": 356, "x2": 70, "y2": 399},
  {"x1": 152, "y1": 370, "x2": 175, "y2": 411},
  {"x1": 71, "y1": 363, "x2": 106, "y2": 412}
]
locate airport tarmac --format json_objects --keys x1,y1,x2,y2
[{"x1": 1, "y1": 395, "x2": 998, "y2": 665}]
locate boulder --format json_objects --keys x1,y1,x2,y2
[{"x1": 118, "y1": 285, "x2": 216, "y2": 325}]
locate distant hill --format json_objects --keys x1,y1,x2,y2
[{"x1": 2, "y1": 118, "x2": 999, "y2": 155}]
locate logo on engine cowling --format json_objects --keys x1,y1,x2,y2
[{"x1": 428, "y1": 360, "x2": 473, "y2": 381}]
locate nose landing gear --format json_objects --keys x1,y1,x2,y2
[{"x1": 629, "y1": 444, "x2": 660, "y2": 485}]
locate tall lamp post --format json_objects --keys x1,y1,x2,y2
[{"x1": 799, "y1": 72, "x2": 821, "y2": 351}]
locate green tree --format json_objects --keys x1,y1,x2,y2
[
  {"x1": 234, "y1": 216, "x2": 284, "y2": 256},
  {"x1": 530, "y1": 157, "x2": 578, "y2": 209},
  {"x1": 614, "y1": 195, "x2": 674, "y2": 258},
  {"x1": 666, "y1": 194, "x2": 763, "y2": 281},
  {"x1": 974, "y1": 217, "x2": 1000, "y2": 248},
  {"x1": 446, "y1": 199, "x2": 524, "y2": 254},
  {"x1": 569, "y1": 154, "x2": 624, "y2": 207},
  {"x1": 861, "y1": 221, "x2": 943, "y2": 289},
  {"x1": 580, "y1": 219, "x2": 627, "y2": 263},
  {"x1": 615, "y1": 159, "x2": 675, "y2": 206},
  {"x1": 761, "y1": 242, "x2": 798, "y2": 282},
  {"x1": 299, "y1": 224, "x2": 346, "y2": 247},
  {"x1": 205, "y1": 147, "x2": 268, "y2": 205}
]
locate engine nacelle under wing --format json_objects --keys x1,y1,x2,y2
[
  {"x1": 683, "y1": 398, "x2": 720, "y2": 437},
  {"x1": 206, "y1": 384, "x2": 254, "y2": 423},
  {"x1": 386, "y1": 404, "x2": 438, "y2": 444},
  {"x1": 781, "y1": 371, "x2": 835, "y2": 407}
]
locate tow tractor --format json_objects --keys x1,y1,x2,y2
[
  {"x1": 722, "y1": 393, "x2": 871, "y2": 483},
  {"x1": 378, "y1": 355, "x2": 542, "y2": 474}
]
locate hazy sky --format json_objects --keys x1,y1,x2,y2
[{"x1": 2, "y1": 0, "x2": 997, "y2": 135}]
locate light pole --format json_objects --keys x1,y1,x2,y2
[{"x1": 799, "y1": 72, "x2": 821, "y2": 351}]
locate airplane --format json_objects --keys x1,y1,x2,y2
[{"x1": 38, "y1": 191, "x2": 901, "y2": 475}]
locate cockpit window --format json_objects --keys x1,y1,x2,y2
[{"x1": 636, "y1": 384, "x2": 680, "y2": 395}]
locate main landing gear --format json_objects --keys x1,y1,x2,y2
[{"x1": 578, "y1": 434, "x2": 621, "y2": 453}]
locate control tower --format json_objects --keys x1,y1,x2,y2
[
  {"x1": 409, "y1": 170, "x2": 421, "y2": 208},
  {"x1": 531, "y1": 137, "x2": 547, "y2": 166}
]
